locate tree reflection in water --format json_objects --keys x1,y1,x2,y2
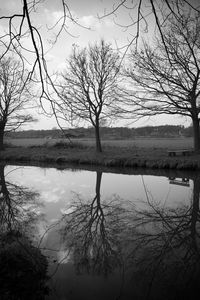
[
  {"x1": 2, "y1": 164, "x2": 200, "y2": 299},
  {"x1": 125, "y1": 175, "x2": 200, "y2": 299},
  {"x1": 59, "y1": 170, "x2": 200, "y2": 299},
  {"x1": 0, "y1": 164, "x2": 49, "y2": 300},
  {"x1": 60, "y1": 171, "x2": 131, "y2": 276}
]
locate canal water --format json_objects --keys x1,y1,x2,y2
[{"x1": 0, "y1": 163, "x2": 200, "y2": 299}]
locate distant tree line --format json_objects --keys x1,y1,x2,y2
[{"x1": 5, "y1": 125, "x2": 193, "y2": 140}]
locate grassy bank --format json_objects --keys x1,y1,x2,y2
[{"x1": 0, "y1": 137, "x2": 200, "y2": 171}]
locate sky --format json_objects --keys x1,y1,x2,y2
[{"x1": 0, "y1": 0, "x2": 198, "y2": 130}]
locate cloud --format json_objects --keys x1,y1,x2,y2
[
  {"x1": 44, "y1": 8, "x2": 77, "y2": 28},
  {"x1": 57, "y1": 249, "x2": 71, "y2": 263},
  {"x1": 104, "y1": 18, "x2": 115, "y2": 28},
  {"x1": 40, "y1": 190, "x2": 63, "y2": 203},
  {"x1": 78, "y1": 15, "x2": 115, "y2": 31},
  {"x1": 1, "y1": 0, "x2": 21, "y2": 13},
  {"x1": 60, "y1": 207, "x2": 74, "y2": 214},
  {"x1": 45, "y1": 53, "x2": 56, "y2": 63},
  {"x1": 79, "y1": 15, "x2": 101, "y2": 29},
  {"x1": 44, "y1": 9, "x2": 114, "y2": 34}
]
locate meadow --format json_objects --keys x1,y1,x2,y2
[
  {"x1": 2, "y1": 136, "x2": 199, "y2": 171},
  {"x1": 4, "y1": 136, "x2": 194, "y2": 150}
]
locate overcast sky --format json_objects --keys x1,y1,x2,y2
[{"x1": 0, "y1": 0, "x2": 197, "y2": 130}]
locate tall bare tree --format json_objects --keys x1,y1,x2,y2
[
  {"x1": 58, "y1": 40, "x2": 121, "y2": 152},
  {"x1": 125, "y1": 12, "x2": 200, "y2": 152},
  {"x1": 0, "y1": 57, "x2": 35, "y2": 150}
]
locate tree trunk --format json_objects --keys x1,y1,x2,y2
[
  {"x1": 190, "y1": 176, "x2": 200, "y2": 239},
  {"x1": 192, "y1": 116, "x2": 200, "y2": 152},
  {"x1": 96, "y1": 171, "x2": 102, "y2": 204},
  {"x1": 0, "y1": 164, "x2": 13, "y2": 231},
  {"x1": 94, "y1": 122, "x2": 102, "y2": 153},
  {"x1": 0, "y1": 127, "x2": 5, "y2": 151}
]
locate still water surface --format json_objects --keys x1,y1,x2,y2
[{"x1": 1, "y1": 164, "x2": 200, "y2": 299}]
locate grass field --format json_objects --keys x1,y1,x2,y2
[
  {"x1": 5, "y1": 137, "x2": 194, "y2": 150},
  {"x1": 1, "y1": 136, "x2": 200, "y2": 171}
]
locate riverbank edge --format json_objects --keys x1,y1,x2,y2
[{"x1": 0, "y1": 146, "x2": 200, "y2": 171}]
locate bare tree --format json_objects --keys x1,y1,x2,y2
[
  {"x1": 58, "y1": 40, "x2": 121, "y2": 152},
  {"x1": 0, "y1": 56, "x2": 35, "y2": 150},
  {"x1": 125, "y1": 12, "x2": 200, "y2": 152}
]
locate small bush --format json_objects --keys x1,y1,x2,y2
[
  {"x1": 52, "y1": 141, "x2": 87, "y2": 149},
  {"x1": 56, "y1": 157, "x2": 67, "y2": 163},
  {"x1": 3, "y1": 142, "x2": 16, "y2": 148},
  {"x1": 29, "y1": 141, "x2": 50, "y2": 148}
]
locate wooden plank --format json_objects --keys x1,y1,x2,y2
[
  {"x1": 169, "y1": 177, "x2": 190, "y2": 187},
  {"x1": 167, "y1": 150, "x2": 192, "y2": 156},
  {"x1": 169, "y1": 180, "x2": 190, "y2": 187}
]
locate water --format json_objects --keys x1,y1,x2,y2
[{"x1": 0, "y1": 163, "x2": 200, "y2": 300}]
